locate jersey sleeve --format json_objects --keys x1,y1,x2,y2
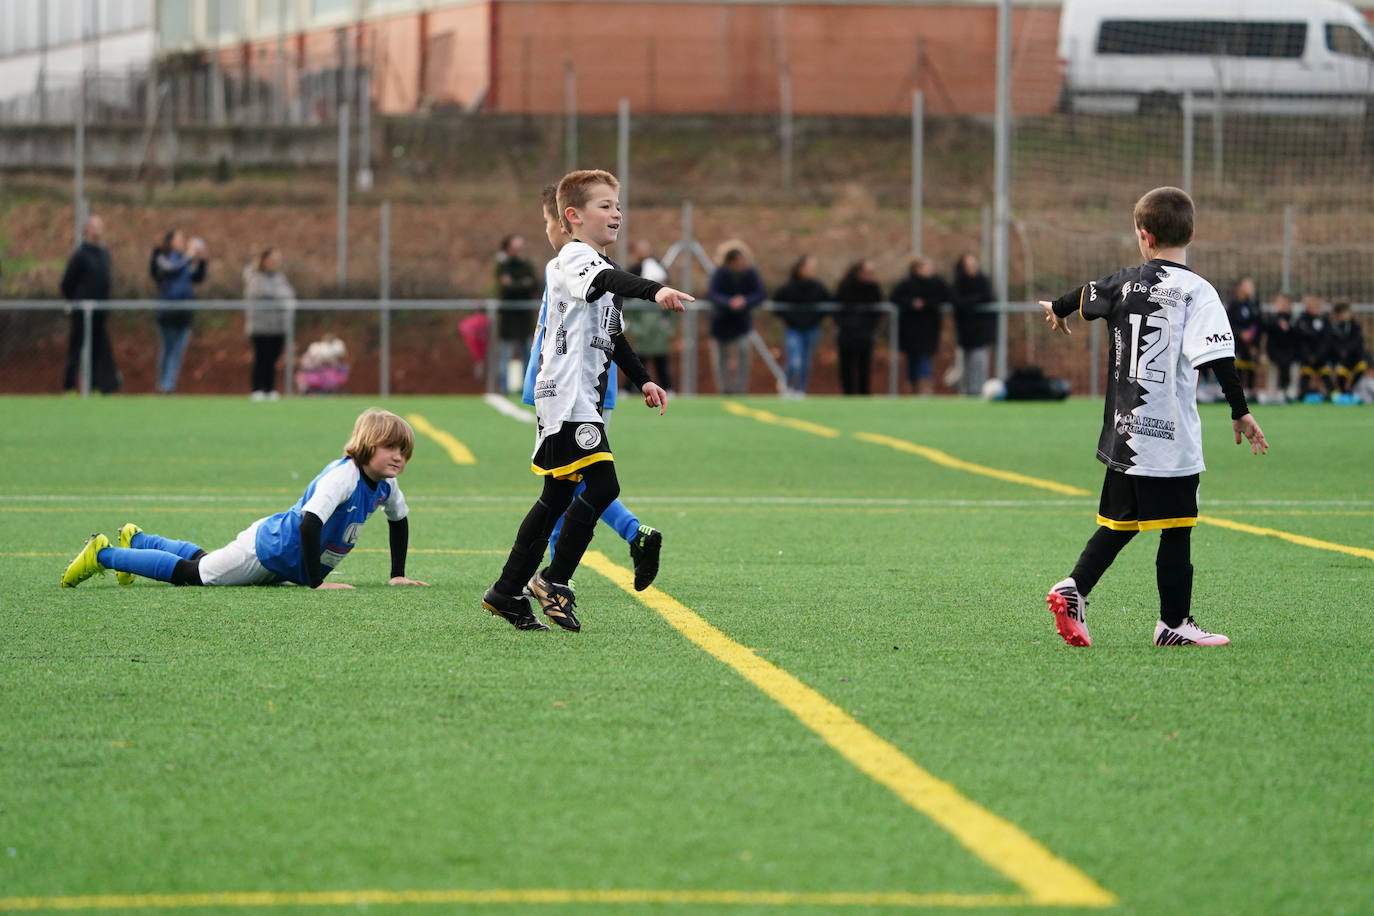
[
  {"x1": 302, "y1": 461, "x2": 359, "y2": 519},
  {"x1": 383, "y1": 481, "x2": 408, "y2": 522},
  {"x1": 1182, "y1": 287, "x2": 1237, "y2": 368},
  {"x1": 1080, "y1": 269, "x2": 1130, "y2": 321},
  {"x1": 560, "y1": 241, "x2": 613, "y2": 302}
]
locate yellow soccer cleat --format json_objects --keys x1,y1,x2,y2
[
  {"x1": 115, "y1": 523, "x2": 142, "y2": 586},
  {"x1": 61, "y1": 533, "x2": 111, "y2": 588}
]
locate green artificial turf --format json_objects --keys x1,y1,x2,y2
[{"x1": 1, "y1": 394, "x2": 1370, "y2": 915}]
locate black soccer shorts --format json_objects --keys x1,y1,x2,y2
[
  {"x1": 531, "y1": 420, "x2": 613, "y2": 480},
  {"x1": 1096, "y1": 468, "x2": 1199, "y2": 531}
]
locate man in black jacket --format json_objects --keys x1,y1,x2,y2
[{"x1": 61, "y1": 215, "x2": 121, "y2": 394}]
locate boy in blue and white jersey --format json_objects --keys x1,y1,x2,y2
[
  {"x1": 61, "y1": 409, "x2": 428, "y2": 590},
  {"x1": 521, "y1": 185, "x2": 664, "y2": 594}
]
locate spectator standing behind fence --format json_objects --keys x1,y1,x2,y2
[
  {"x1": 625, "y1": 239, "x2": 677, "y2": 391},
  {"x1": 1326, "y1": 299, "x2": 1368, "y2": 404},
  {"x1": 495, "y1": 234, "x2": 540, "y2": 393},
  {"x1": 890, "y1": 256, "x2": 950, "y2": 396},
  {"x1": 835, "y1": 260, "x2": 884, "y2": 396},
  {"x1": 708, "y1": 243, "x2": 765, "y2": 394},
  {"x1": 1227, "y1": 275, "x2": 1263, "y2": 395},
  {"x1": 61, "y1": 215, "x2": 121, "y2": 395},
  {"x1": 952, "y1": 253, "x2": 996, "y2": 396},
  {"x1": 243, "y1": 247, "x2": 296, "y2": 401},
  {"x1": 1264, "y1": 292, "x2": 1297, "y2": 402},
  {"x1": 772, "y1": 254, "x2": 831, "y2": 397},
  {"x1": 150, "y1": 229, "x2": 206, "y2": 394},
  {"x1": 1295, "y1": 294, "x2": 1332, "y2": 401}
]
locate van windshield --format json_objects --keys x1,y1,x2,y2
[
  {"x1": 1327, "y1": 24, "x2": 1374, "y2": 60},
  {"x1": 1097, "y1": 20, "x2": 1306, "y2": 58}
]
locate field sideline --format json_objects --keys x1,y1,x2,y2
[{"x1": 2, "y1": 394, "x2": 1371, "y2": 916}]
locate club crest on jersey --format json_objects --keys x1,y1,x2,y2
[{"x1": 574, "y1": 424, "x2": 603, "y2": 449}]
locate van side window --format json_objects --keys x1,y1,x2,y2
[
  {"x1": 1326, "y1": 24, "x2": 1374, "y2": 59},
  {"x1": 1097, "y1": 20, "x2": 1306, "y2": 59}
]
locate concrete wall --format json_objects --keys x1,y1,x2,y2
[
  {"x1": 488, "y1": 2, "x2": 1062, "y2": 115},
  {"x1": 214, "y1": 2, "x2": 1065, "y2": 117}
]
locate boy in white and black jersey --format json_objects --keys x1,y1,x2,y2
[
  {"x1": 483, "y1": 169, "x2": 694, "y2": 632},
  {"x1": 1039, "y1": 187, "x2": 1268, "y2": 647}
]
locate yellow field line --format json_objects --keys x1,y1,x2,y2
[
  {"x1": 405, "y1": 413, "x2": 476, "y2": 465},
  {"x1": 0, "y1": 888, "x2": 1029, "y2": 911},
  {"x1": 721, "y1": 402, "x2": 842, "y2": 438},
  {"x1": 853, "y1": 431, "x2": 1373, "y2": 562},
  {"x1": 582, "y1": 551, "x2": 1117, "y2": 909},
  {"x1": 852, "y1": 433, "x2": 1092, "y2": 497},
  {"x1": 1196, "y1": 514, "x2": 1374, "y2": 561}
]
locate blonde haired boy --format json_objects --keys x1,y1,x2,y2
[
  {"x1": 484, "y1": 169, "x2": 692, "y2": 632},
  {"x1": 62, "y1": 408, "x2": 428, "y2": 590},
  {"x1": 1039, "y1": 187, "x2": 1266, "y2": 647}
]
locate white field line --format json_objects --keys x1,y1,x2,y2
[
  {"x1": 482, "y1": 392, "x2": 536, "y2": 423},
  {"x1": 6, "y1": 492, "x2": 1373, "y2": 508}
]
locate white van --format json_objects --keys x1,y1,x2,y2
[{"x1": 1058, "y1": 0, "x2": 1374, "y2": 115}]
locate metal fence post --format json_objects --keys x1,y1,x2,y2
[
  {"x1": 911, "y1": 90, "x2": 923, "y2": 256},
  {"x1": 680, "y1": 200, "x2": 698, "y2": 396},
  {"x1": 563, "y1": 62, "x2": 578, "y2": 172},
  {"x1": 336, "y1": 104, "x2": 350, "y2": 289},
  {"x1": 780, "y1": 68, "x2": 793, "y2": 195},
  {"x1": 887, "y1": 303, "x2": 899, "y2": 396},
  {"x1": 617, "y1": 98, "x2": 629, "y2": 265},
  {"x1": 485, "y1": 300, "x2": 500, "y2": 393},
  {"x1": 79, "y1": 301, "x2": 94, "y2": 398},
  {"x1": 1181, "y1": 90, "x2": 1195, "y2": 197},
  {"x1": 1282, "y1": 204, "x2": 1295, "y2": 294},
  {"x1": 379, "y1": 201, "x2": 391, "y2": 397},
  {"x1": 992, "y1": 0, "x2": 1012, "y2": 381},
  {"x1": 283, "y1": 300, "x2": 296, "y2": 397},
  {"x1": 357, "y1": 68, "x2": 373, "y2": 191}
]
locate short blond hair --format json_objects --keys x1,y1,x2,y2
[
  {"x1": 556, "y1": 169, "x2": 619, "y2": 234},
  {"x1": 344, "y1": 408, "x2": 415, "y2": 464}
]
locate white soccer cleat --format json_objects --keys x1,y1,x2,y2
[
  {"x1": 1046, "y1": 577, "x2": 1091, "y2": 647},
  {"x1": 1154, "y1": 617, "x2": 1230, "y2": 646}
]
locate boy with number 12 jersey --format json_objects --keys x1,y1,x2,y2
[
  {"x1": 483, "y1": 169, "x2": 694, "y2": 632},
  {"x1": 1039, "y1": 187, "x2": 1267, "y2": 648}
]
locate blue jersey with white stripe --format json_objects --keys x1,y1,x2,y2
[
  {"x1": 523, "y1": 256, "x2": 617, "y2": 410},
  {"x1": 255, "y1": 457, "x2": 407, "y2": 585}
]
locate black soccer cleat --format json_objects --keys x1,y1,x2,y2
[
  {"x1": 628, "y1": 525, "x2": 662, "y2": 591},
  {"x1": 482, "y1": 587, "x2": 549, "y2": 631},
  {"x1": 526, "y1": 569, "x2": 580, "y2": 632}
]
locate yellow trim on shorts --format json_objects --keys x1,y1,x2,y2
[
  {"x1": 1077, "y1": 286, "x2": 1086, "y2": 319},
  {"x1": 1138, "y1": 516, "x2": 1198, "y2": 531},
  {"x1": 1096, "y1": 514, "x2": 1197, "y2": 531},
  {"x1": 531, "y1": 451, "x2": 614, "y2": 480}
]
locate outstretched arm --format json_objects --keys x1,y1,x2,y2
[
  {"x1": 589, "y1": 268, "x2": 693, "y2": 312},
  {"x1": 387, "y1": 517, "x2": 428, "y2": 586},
  {"x1": 1040, "y1": 287, "x2": 1086, "y2": 335}
]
